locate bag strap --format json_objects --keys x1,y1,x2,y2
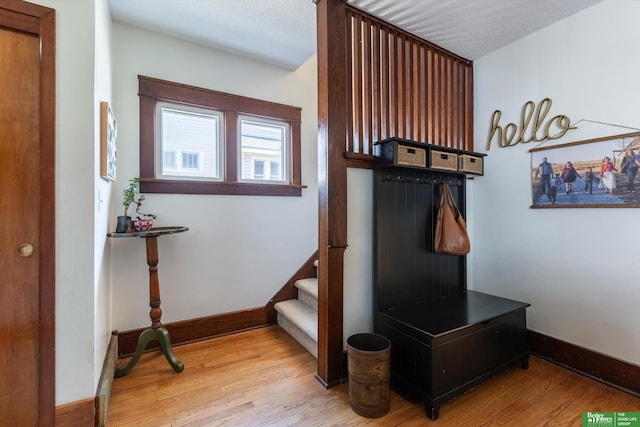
[
  {"x1": 442, "y1": 182, "x2": 461, "y2": 220},
  {"x1": 440, "y1": 182, "x2": 448, "y2": 206}
]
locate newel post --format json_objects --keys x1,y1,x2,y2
[{"x1": 315, "y1": 0, "x2": 348, "y2": 387}]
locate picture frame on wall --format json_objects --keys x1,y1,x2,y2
[
  {"x1": 530, "y1": 131, "x2": 640, "y2": 208},
  {"x1": 100, "y1": 101, "x2": 117, "y2": 181}
]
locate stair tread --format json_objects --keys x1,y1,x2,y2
[
  {"x1": 295, "y1": 277, "x2": 318, "y2": 298},
  {"x1": 274, "y1": 299, "x2": 317, "y2": 340}
]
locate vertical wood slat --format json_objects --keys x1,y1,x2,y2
[
  {"x1": 439, "y1": 52, "x2": 446, "y2": 147},
  {"x1": 362, "y1": 17, "x2": 372, "y2": 154},
  {"x1": 446, "y1": 57, "x2": 453, "y2": 148},
  {"x1": 452, "y1": 62, "x2": 460, "y2": 149},
  {"x1": 380, "y1": 26, "x2": 389, "y2": 142},
  {"x1": 465, "y1": 65, "x2": 474, "y2": 147},
  {"x1": 345, "y1": 12, "x2": 354, "y2": 155},
  {"x1": 396, "y1": 34, "x2": 404, "y2": 139},
  {"x1": 433, "y1": 50, "x2": 440, "y2": 147},
  {"x1": 426, "y1": 47, "x2": 434, "y2": 145},
  {"x1": 351, "y1": 12, "x2": 362, "y2": 154},
  {"x1": 404, "y1": 37, "x2": 413, "y2": 139},
  {"x1": 371, "y1": 21, "x2": 381, "y2": 146},
  {"x1": 346, "y1": 7, "x2": 473, "y2": 159},
  {"x1": 412, "y1": 44, "x2": 422, "y2": 141}
]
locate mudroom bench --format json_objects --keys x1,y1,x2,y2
[
  {"x1": 375, "y1": 290, "x2": 529, "y2": 419},
  {"x1": 373, "y1": 138, "x2": 530, "y2": 420}
]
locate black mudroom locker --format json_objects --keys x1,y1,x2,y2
[{"x1": 373, "y1": 138, "x2": 530, "y2": 420}]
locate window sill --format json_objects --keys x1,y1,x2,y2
[{"x1": 139, "y1": 179, "x2": 306, "y2": 197}]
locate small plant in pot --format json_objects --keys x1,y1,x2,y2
[{"x1": 115, "y1": 178, "x2": 157, "y2": 233}]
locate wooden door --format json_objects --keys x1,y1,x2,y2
[{"x1": 0, "y1": 2, "x2": 55, "y2": 425}]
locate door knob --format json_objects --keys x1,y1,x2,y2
[{"x1": 16, "y1": 243, "x2": 35, "y2": 257}]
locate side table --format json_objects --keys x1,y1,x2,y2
[{"x1": 108, "y1": 226, "x2": 188, "y2": 377}]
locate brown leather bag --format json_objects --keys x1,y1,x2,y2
[{"x1": 434, "y1": 182, "x2": 470, "y2": 255}]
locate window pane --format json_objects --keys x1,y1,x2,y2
[
  {"x1": 270, "y1": 162, "x2": 280, "y2": 180},
  {"x1": 159, "y1": 105, "x2": 221, "y2": 179},
  {"x1": 253, "y1": 160, "x2": 264, "y2": 179},
  {"x1": 240, "y1": 117, "x2": 287, "y2": 182},
  {"x1": 163, "y1": 150, "x2": 177, "y2": 170},
  {"x1": 182, "y1": 152, "x2": 200, "y2": 170}
]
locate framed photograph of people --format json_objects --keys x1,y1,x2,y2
[
  {"x1": 530, "y1": 131, "x2": 640, "y2": 208},
  {"x1": 100, "y1": 101, "x2": 117, "y2": 181}
]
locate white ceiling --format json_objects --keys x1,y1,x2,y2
[{"x1": 108, "y1": 0, "x2": 601, "y2": 70}]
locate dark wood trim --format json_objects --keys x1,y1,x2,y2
[
  {"x1": 265, "y1": 250, "x2": 319, "y2": 321},
  {"x1": 138, "y1": 95, "x2": 156, "y2": 179},
  {"x1": 39, "y1": 9, "x2": 57, "y2": 425},
  {"x1": 346, "y1": 158, "x2": 374, "y2": 169},
  {"x1": 315, "y1": 246, "x2": 346, "y2": 388},
  {"x1": 118, "y1": 249, "x2": 319, "y2": 357},
  {"x1": 0, "y1": 2, "x2": 56, "y2": 425},
  {"x1": 344, "y1": 151, "x2": 374, "y2": 169},
  {"x1": 54, "y1": 398, "x2": 94, "y2": 427},
  {"x1": 138, "y1": 179, "x2": 305, "y2": 197},
  {"x1": 138, "y1": 76, "x2": 302, "y2": 120},
  {"x1": 0, "y1": 5, "x2": 40, "y2": 33},
  {"x1": 137, "y1": 75, "x2": 303, "y2": 196},
  {"x1": 528, "y1": 330, "x2": 640, "y2": 396},
  {"x1": 316, "y1": 0, "x2": 349, "y2": 388},
  {"x1": 117, "y1": 307, "x2": 273, "y2": 358}
]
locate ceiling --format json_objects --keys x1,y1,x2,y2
[{"x1": 108, "y1": 0, "x2": 601, "y2": 70}]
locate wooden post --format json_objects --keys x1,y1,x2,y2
[
  {"x1": 145, "y1": 236, "x2": 162, "y2": 329},
  {"x1": 315, "y1": 0, "x2": 348, "y2": 387}
]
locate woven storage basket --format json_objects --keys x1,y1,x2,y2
[
  {"x1": 397, "y1": 144, "x2": 426, "y2": 168},
  {"x1": 458, "y1": 154, "x2": 483, "y2": 174},
  {"x1": 430, "y1": 150, "x2": 458, "y2": 171}
]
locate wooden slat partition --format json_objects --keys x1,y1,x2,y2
[{"x1": 346, "y1": 7, "x2": 474, "y2": 166}]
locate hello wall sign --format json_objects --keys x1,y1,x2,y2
[{"x1": 486, "y1": 98, "x2": 577, "y2": 150}]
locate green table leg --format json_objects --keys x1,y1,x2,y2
[
  {"x1": 114, "y1": 233, "x2": 186, "y2": 378},
  {"x1": 115, "y1": 328, "x2": 154, "y2": 378},
  {"x1": 157, "y1": 327, "x2": 184, "y2": 373},
  {"x1": 114, "y1": 327, "x2": 184, "y2": 377}
]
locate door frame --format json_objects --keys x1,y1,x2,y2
[{"x1": 0, "y1": 1, "x2": 56, "y2": 424}]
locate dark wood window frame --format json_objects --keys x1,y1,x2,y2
[{"x1": 138, "y1": 75, "x2": 305, "y2": 196}]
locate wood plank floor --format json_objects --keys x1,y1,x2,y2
[{"x1": 108, "y1": 326, "x2": 639, "y2": 426}]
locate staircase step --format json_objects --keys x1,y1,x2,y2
[
  {"x1": 274, "y1": 299, "x2": 317, "y2": 358},
  {"x1": 295, "y1": 278, "x2": 318, "y2": 310}
]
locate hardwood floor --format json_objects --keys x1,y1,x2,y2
[{"x1": 108, "y1": 326, "x2": 639, "y2": 426}]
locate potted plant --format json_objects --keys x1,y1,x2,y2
[{"x1": 115, "y1": 178, "x2": 156, "y2": 232}]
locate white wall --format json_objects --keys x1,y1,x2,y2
[
  {"x1": 33, "y1": 0, "x2": 317, "y2": 407},
  {"x1": 110, "y1": 23, "x2": 318, "y2": 329},
  {"x1": 93, "y1": 0, "x2": 114, "y2": 390},
  {"x1": 343, "y1": 169, "x2": 374, "y2": 347},
  {"x1": 473, "y1": 0, "x2": 640, "y2": 365},
  {"x1": 30, "y1": 0, "x2": 113, "y2": 405}
]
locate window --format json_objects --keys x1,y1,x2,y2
[
  {"x1": 239, "y1": 116, "x2": 287, "y2": 183},
  {"x1": 138, "y1": 75, "x2": 304, "y2": 196},
  {"x1": 158, "y1": 103, "x2": 222, "y2": 180}
]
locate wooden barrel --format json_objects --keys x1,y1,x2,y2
[{"x1": 347, "y1": 333, "x2": 391, "y2": 418}]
